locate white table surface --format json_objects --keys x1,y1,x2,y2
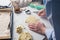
[{"x1": 13, "y1": 7, "x2": 52, "y2": 40}]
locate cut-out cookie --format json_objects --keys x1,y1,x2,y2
[
  {"x1": 25, "y1": 15, "x2": 39, "y2": 24},
  {"x1": 16, "y1": 25, "x2": 23, "y2": 34},
  {"x1": 19, "y1": 32, "x2": 32, "y2": 40}
]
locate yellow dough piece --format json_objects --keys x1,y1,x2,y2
[
  {"x1": 25, "y1": 15, "x2": 39, "y2": 24},
  {"x1": 19, "y1": 32, "x2": 32, "y2": 40},
  {"x1": 16, "y1": 25, "x2": 23, "y2": 34}
]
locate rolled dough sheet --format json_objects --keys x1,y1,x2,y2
[{"x1": 0, "y1": 12, "x2": 11, "y2": 39}]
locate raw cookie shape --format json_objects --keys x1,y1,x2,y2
[
  {"x1": 16, "y1": 25, "x2": 23, "y2": 34},
  {"x1": 25, "y1": 15, "x2": 39, "y2": 24},
  {"x1": 19, "y1": 32, "x2": 33, "y2": 40}
]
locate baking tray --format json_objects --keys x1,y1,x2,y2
[{"x1": 0, "y1": 11, "x2": 12, "y2": 39}]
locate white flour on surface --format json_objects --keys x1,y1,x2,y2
[{"x1": 0, "y1": 12, "x2": 10, "y2": 37}]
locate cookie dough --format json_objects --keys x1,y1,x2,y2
[
  {"x1": 25, "y1": 15, "x2": 39, "y2": 24},
  {"x1": 16, "y1": 25, "x2": 23, "y2": 34},
  {"x1": 19, "y1": 32, "x2": 32, "y2": 40}
]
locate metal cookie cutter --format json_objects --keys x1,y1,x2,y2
[{"x1": 25, "y1": 10, "x2": 31, "y2": 15}]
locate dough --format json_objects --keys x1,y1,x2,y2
[
  {"x1": 25, "y1": 15, "x2": 39, "y2": 24},
  {"x1": 16, "y1": 25, "x2": 33, "y2": 40},
  {"x1": 19, "y1": 32, "x2": 32, "y2": 40},
  {"x1": 0, "y1": 12, "x2": 10, "y2": 39},
  {"x1": 16, "y1": 25, "x2": 23, "y2": 34}
]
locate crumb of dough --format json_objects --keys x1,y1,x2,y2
[
  {"x1": 19, "y1": 32, "x2": 32, "y2": 40},
  {"x1": 25, "y1": 15, "x2": 39, "y2": 24},
  {"x1": 16, "y1": 25, "x2": 23, "y2": 34}
]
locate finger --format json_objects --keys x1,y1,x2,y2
[
  {"x1": 29, "y1": 26, "x2": 35, "y2": 29},
  {"x1": 29, "y1": 24, "x2": 38, "y2": 29},
  {"x1": 30, "y1": 28, "x2": 38, "y2": 32},
  {"x1": 28, "y1": 23, "x2": 33, "y2": 28},
  {"x1": 30, "y1": 28, "x2": 42, "y2": 34},
  {"x1": 38, "y1": 23, "x2": 45, "y2": 29},
  {"x1": 28, "y1": 23, "x2": 34, "y2": 26},
  {"x1": 37, "y1": 22, "x2": 43, "y2": 27},
  {"x1": 29, "y1": 23, "x2": 35, "y2": 25},
  {"x1": 28, "y1": 23, "x2": 36, "y2": 28},
  {"x1": 29, "y1": 27, "x2": 43, "y2": 34}
]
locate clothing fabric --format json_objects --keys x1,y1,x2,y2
[{"x1": 43, "y1": 0, "x2": 56, "y2": 40}]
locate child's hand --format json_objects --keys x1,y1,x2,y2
[{"x1": 28, "y1": 21, "x2": 46, "y2": 35}]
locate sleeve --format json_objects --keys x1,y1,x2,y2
[
  {"x1": 45, "y1": 28, "x2": 56, "y2": 40},
  {"x1": 45, "y1": 28, "x2": 53, "y2": 39}
]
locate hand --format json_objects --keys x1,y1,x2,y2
[
  {"x1": 28, "y1": 21, "x2": 46, "y2": 35},
  {"x1": 38, "y1": 9, "x2": 46, "y2": 17}
]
